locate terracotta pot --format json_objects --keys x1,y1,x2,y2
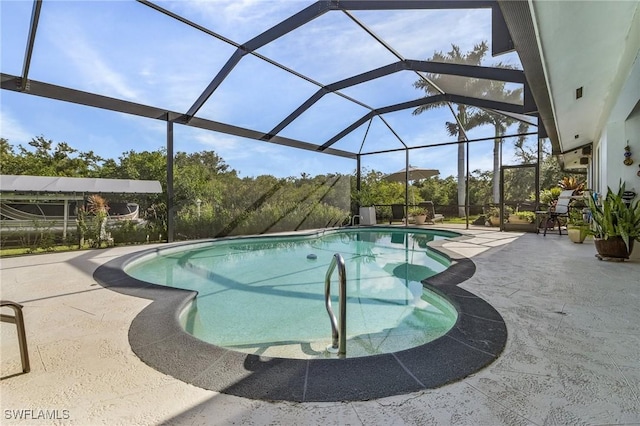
[{"x1": 594, "y1": 236, "x2": 635, "y2": 259}]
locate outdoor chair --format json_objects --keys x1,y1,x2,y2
[
  {"x1": 389, "y1": 204, "x2": 405, "y2": 224},
  {"x1": 419, "y1": 201, "x2": 444, "y2": 224},
  {"x1": 536, "y1": 189, "x2": 574, "y2": 236}
]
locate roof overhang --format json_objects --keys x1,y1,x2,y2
[{"x1": 499, "y1": 0, "x2": 639, "y2": 169}]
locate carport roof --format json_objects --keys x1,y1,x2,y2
[{"x1": 0, "y1": 175, "x2": 163, "y2": 194}]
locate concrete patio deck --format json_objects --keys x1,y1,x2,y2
[{"x1": 1, "y1": 227, "x2": 639, "y2": 425}]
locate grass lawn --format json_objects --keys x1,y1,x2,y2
[
  {"x1": 443, "y1": 215, "x2": 481, "y2": 224},
  {"x1": 0, "y1": 244, "x2": 84, "y2": 257}
]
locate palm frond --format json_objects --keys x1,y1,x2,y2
[
  {"x1": 445, "y1": 122, "x2": 458, "y2": 137},
  {"x1": 412, "y1": 101, "x2": 446, "y2": 116}
]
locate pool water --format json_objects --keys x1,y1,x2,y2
[{"x1": 125, "y1": 228, "x2": 459, "y2": 359}]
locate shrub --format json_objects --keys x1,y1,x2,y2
[
  {"x1": 513, "y1": 211, "x2": 536, "y2": 223},
  {"x1": 108, "y1": 220, "x2": 148, "y2": 244},
  {"x1": 173, "y1": 202, "x2": 349, "y2": 240},
  {"x1": 540, "y1": 187, "x2": 562, "y2": 205}
]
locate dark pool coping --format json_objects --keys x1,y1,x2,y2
[{"x1": 93, "y1": 227, "x2": 507, "y2": 402}]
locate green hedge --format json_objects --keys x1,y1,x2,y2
[{"x1": 174, "y1": 202, "x2": 349, "y2": 240}]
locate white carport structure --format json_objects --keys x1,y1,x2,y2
[{"x1": 0, "y1": 175, "x2": 163, "y2": 240}]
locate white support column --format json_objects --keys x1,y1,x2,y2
[{"x1": 63, "y1": 199, "x2": 69, "y2": 241}]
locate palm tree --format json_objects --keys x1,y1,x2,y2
[
  {"x1": 413, "y1": 42, "x2": 489, "y2": 217},
  {"x1": 476, "y1": 77, "x2": 525, "y2": 203}
]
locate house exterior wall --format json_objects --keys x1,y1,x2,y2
[
  {"x1": 624, "y1": 106, "x2": 640, "y2": 190},
  {"x1": 593, "y1": 46, "x2": 640, "y2": 260},
  {"x1": 596, "y1": 58, "x2": 640, "y2": 197}
]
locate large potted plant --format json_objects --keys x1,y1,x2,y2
[
  {"x1": 409, "y1": 206, "x2": 429, "y2": 225},
  {"x1": 585, "y1": 182, "x2": 640, "y2": 259},
  {"x1": 509, "y1": 210, "x2": 536, "y2": 225},
  {"x1": 354, "y1": 189, "x2": 377, "y2": 225}
]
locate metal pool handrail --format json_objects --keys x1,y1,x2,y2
[
  {"x1": 1, "y1": 300, "x2": 30, "y2": 373},
  {"x1": 324, "y1": 253, "x2": 347, "y2": 358}
]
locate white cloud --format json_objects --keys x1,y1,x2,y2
[
  {"x1": 172, "y1": 0, "x2": 305, "y2": 42},
  {"x1": 348, "y1": 9, "x2": 484, "y2": 60},
  {"x1": 0, "y1": 109, "x2": 34, "y2": 145},
  {"x1": 67, "y1": 42, "x2": 140, "y2": 101},
  {"x1": 192, "y1": 131, "x2": 274, "y2": 160},
  {"x1": 45, "y1": 14, "x2": 141, "y2": 102}
]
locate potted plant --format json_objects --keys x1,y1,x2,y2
[
  {"x1": 540, "y1": 187, "x2": 562, "y2": 206},
  {"x1": 566, "y1": 209, "x2": 589, "y2": 243},
  {"x1": 585, "y1": 182, "x2": 640, "y2": 259},
  {"x1": 558, "y1": 176, "x2": 586, "y2": 193},
  {"x1": 509, "y1": 210, "x2": 536, "y2": 225},
  {"x1": 538, "y1": 187, "x2": 562, "y2": 229},
  {"x1": 409, "y1": 206, "x2": 429, "y2": 225},
  {"x1": 487, "y1": 205, "x2": 512, "y2": 226},
  {"x1": 486, "y1": 206, "x2": 500, "y2": 226},
  {"x1": 354, "y1": 189, "x2": 377, "y2": 225}
]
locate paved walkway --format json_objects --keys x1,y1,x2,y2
[{"x1": 1, "y1": 228, "x2": 639, "y2": 425}]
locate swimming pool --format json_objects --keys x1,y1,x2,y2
[
  {"x1": 124, "y1": 228, "x2": 459, "y2": 359},
  {"x1": 94, "y1": 226, "x2": 507, "y2": 402}
]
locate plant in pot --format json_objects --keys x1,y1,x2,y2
[
  {"x1": 567, "y1": 209, "x2": 589, "y2": 243},
  {"x1": 487, "y1": 205, "x2": 512, "y2": 226},
  {"x1": 558, "y1": 176, "x2": 586, "y2": 193},
  {"x1": 540, "y1": 187, "x2": 562, "y2": 206},
  {"x1": 486, "y1": 206, "x2": 500, "y2": 226},
  {"x1": 538, "y1": 187, "x2": 562, "y2": 229},
  {"x1": 510, "y1": 210, "x2": 536, "y2": 225},
  {"x1": 409, "y1": 206, "x2": 429, "y2": 225},
  {"x1": 353, "y1": 189, "x2": 377, "y2": 225},
  {"x1": 585, "y1": 182, "x2": 640, "y2": 260}
]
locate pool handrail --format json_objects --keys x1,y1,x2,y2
[
  {"x1": 0, "y1": 300, "x2": 30, "y2": 373},
  {"x1": 324, "y1": 253, "x2": 347, "y2": 358}
]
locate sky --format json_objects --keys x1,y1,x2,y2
[{"x1": 0, "y1": 0, "x2": 536, "y2": 179}]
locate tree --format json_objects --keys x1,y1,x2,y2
[
  {"x1": 174, "y1": 150, "x2": 234, "y2": 209},
  {"x1": 0, "y1": 138, "x2": 20, "y2": 175},
  {"x1": 413, "y1": 42, "x2": 490, "y2": 217},
  {"x1": 108, "y1": 149, "x2": 167, "y2": 183},
  {"x1": 0, "y1": 136, "x2": 105, "y2": 177},
  {"x1": 476, "y1": 79, "x2": 526, "y2": 203},
  {"x1": 467, "y1": 169, "x2": 493, "y2": 208},
  {"x1": 416, "y1": 176, "x2": 457, "y2": 207}
]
